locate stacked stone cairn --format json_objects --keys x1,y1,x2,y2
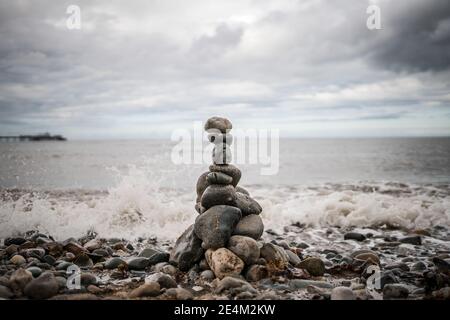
[{"x1": 170, "y1": 117, "x2": 291, "y2": 282}]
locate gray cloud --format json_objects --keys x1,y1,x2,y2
[
  {"x1": 367, "y1": 0, "x2": 450, "y2": 71},
  {"x1": 0, "y1": 0, "x2": 449, "y2": 138}
]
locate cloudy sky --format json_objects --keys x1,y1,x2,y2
[{"x1": 0, "y1": 0, "x2": 449, "y2": 139}]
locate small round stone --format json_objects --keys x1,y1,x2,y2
[
  {"x1": 26, "y1": 267, "x2": 43, "y2": 278},
  {"x1": 233, "y1": 214, "x2": 264, "y2": 240},
  {"x1": 129, "y1": 282, "x2": 161, "y2": 298},
  {"x1": 298, "y1": 257, "x2": 326, "y2": 276},
  {"x1": 331, "y1": 287, "x2": 356, "y2": 300},
  {"x1": 206, "y1": 172, "x2": 233, "y2": 185},
  {"x1": 200, "y1": 185, "x2": 237, "y2": 210},
  {"x1": 209, "y1": 164, "x2": 241, "y2": 187},
  {"x1": 10, "y1": 255, "x2": 26, "y2": 266},
  {"x1": 204, "y1": 116, "x2": 232, "y2": 133},
  {"x1": 24, "y1": 272, "x2": 59, "y2": 300},
  {"x1": 235, "y1": 192, "x2": 262, "y2": 216}
]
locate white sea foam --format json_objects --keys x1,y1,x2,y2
[
  {"x1": 258, "y1": 185, "x2": 450, "y2": 231},
  {"x1": 1, "y1": 166, "x2": 449, "y2": 240}
]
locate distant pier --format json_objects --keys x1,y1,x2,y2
[{"x1": 0, "y1": 133, "x2": 67, "y2": 142}]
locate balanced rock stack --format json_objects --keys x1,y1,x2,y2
[{"x1": 170, "y1": 117, "x2": 289, "y2": 281}]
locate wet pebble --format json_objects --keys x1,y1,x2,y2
[
  {"x1": 330, "y1": 287, "x2": 356, "y2": 300},
  {"x1": 24, "y1": 272, "x2": 59, "y2": 299},
  {"x1": 10, "y1": 255, "x2": 26, "y2": 266},
  {"x1": 344, "y1": 232, "x2": 366, "y2": 242},
  {"x1": 128, "y1": 257, "x2": 150, "y2": 270},
  {"x1": 383, "y1": 284, "x2": 409, "y2": 299},
  {"x1": 298, "y1": 257, "x2": 326, "y2": 276},
  {"x1": 104, "y1": 257, "x2": 126, "y2": 270},
  {"x1": 128, "y1": 282, "x2": 160, "y2": 298},
  {"x1": 26, "y1": 266, "x2": 43, "y2": 278}
]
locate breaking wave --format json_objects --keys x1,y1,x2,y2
[{"x1": 1, "y1": 165, "x2": 449, "y2": 241}]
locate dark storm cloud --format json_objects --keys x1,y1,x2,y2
[
  {"x1": 368, "y1": 0, "x2": 450, "y2": 71},
  {"x1": 0, "y1": 0, "x2": 449, "y2": 138}
]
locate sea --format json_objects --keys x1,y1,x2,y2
[{"x1": 1, "y1": 138, "x2": 449, "y2": 241}]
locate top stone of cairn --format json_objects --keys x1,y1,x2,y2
[{"x1": 204, "y1": 116, "x2": 232, "y2": 134}]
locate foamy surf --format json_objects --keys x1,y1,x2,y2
[{"x1": 1, "y1": 168, "x2": 449, "y2": 241}]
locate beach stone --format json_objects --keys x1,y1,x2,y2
[
  {"x1": 215, "y1": 276, "x2": 256, "y2": 294},
  {"x1": 10, "y1": 254, "x2": 26, "y2": 266},
  {"x1": 432, "y1": 257, "x2": 450, "y2": 274},
  {"x1": 165, "y1": 287, "x2": 193, "y2": 300},
  {"x1": 298, "y1": 257, "x2": 326, "y2": 276},
  {"x1": 200, "y1": 184, "x2": 237, "y2": 210},
  {"x1": 148, "y1": 252, "x2": 170, "y2": 265},
  {"x1": 285, "y1": 250, "x2": 301, "y2": 266},
  {"x1": 160, "y1": 264, "x2": 177, "y2": 276},
  {"x1": 212, "y1": 145, "x2": 232, "y2": 164},
  {"x1": 146, "y1": 272, "x2": 177, "y2": 289},
  {"x1": 233, "y1": 214, "x2": 264, "y2": 240},
  {"x1": 92, "y1": 248, "x2": 109, "y2": 257},
  {"x1": 170, "y1": 224, "x2": 204, "y2": 271},
  {"x1": 204, "y1": 116, "x2": 232, "y2": 133},
  {"x1": 24, "y1": 272, "x2": 59, "y2": 299},
  {"x1": 105, "y1": 257, "x2": 126, "y2": 269},
  {"x1": 42, "y1": 255, "x2": 56, "y2": 266},
  {"x1": 260, "y1": 243, "x2": 289, "y2": 270},
  {"x1": 235, "y1": 192, "x2": 262, "y2": 216},
  {"x1": 354, "y1": 252, "x2": 380, "y2": 265},
  {"x1": 26, "y1": 267, "x2": 43, "y2": 278},
  {"x1": 290, "y1": 279, "x2": 333, "y2": 290},
  {"x1": 227, "y1": 235, "x2": 260, "y2": 265},
  {"x1": 378, "y1": 270, "x2": 400, "y2": 289},
  {"x1": 23, "y1": 248, "x2": 45, "y2": 259},
  {"x1": 195, "y1": 205, "x2": 241, "y2": 250},
  {"x1": 129, "y1": 282, "x2": 160, "y2": 298},
  {"x1": 73, "y1": 253, "x2": 93, "y2": 268},
  {"x1": 5, "y1": 244, "x2": 19, "y2": 256},
  {"x1": 42, "y1": 242, "x2": 64, "y2": 257},
  {"x1": 208, "y1": 132, "x2": 233, "y2": 145},
  {"x1": 399, "y1": 236, "x2": 422, "y2": 245},
  {"x1": 331, "y1": 287, "x2": 356, "y2": 300},
  {"x1": 344, "y1": 232, "x2": 366, "y2": 242},
  {"x1": 196, "y1": 172, "x2": 210, "y2": 201},
  {"x1": 87, "y1": 285, "x2": 103, "y2": 294},
  {"x1": 200, "y1": 270, "x2": 215, "y2": 280},
  {"x1": 209, "y1": 164, "x2": 241, "y2": 187},
  {"x1": 55, "y1": 261, "x2": 75, "y2": 271},
  {"x1": 5, "y1": 237, "x2": 27, "y2": 246},
  {"x1": 411, "y1": 261, "x2": 427, "y2": 272},
  {"x1": 383, "y1": 284, "x2": 409, "y2": 299},
  {"x1": 128, "y1": 257, "x2": 150, "y2": 270},
  {"x1": 0, "y1": 285, "x2": 13, "y2": 299},
  {"x1": 139, "y1": 248, "x2": 159, "y2": 258},
  {"x1": 205, "y1": 248, "x2": 245, "y2": 279},
  {"x1": 245, "y1": 265, "x2": 269, "y2": 282},
  {"x1": 10, "y1": 268, "x2": 33, "y2": 293},
  {"x1": 83, "y1": 239, "x2": 102, "y2": 251},
  {"x1": 63, "y1": 241, "x2": 87, "y2": 256},
  {"x1": 80, "y1": 273, "x2": 97, "y2": 286},
  {"x1": 206, "y1": 172, "x2": 233, "y2": 185},
  {"x1": 235, "y1": 186, "x2": 250, "y2": 196},
  {"x1": 55, "y1": 276, "x2": 67, "y2": 289}
]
